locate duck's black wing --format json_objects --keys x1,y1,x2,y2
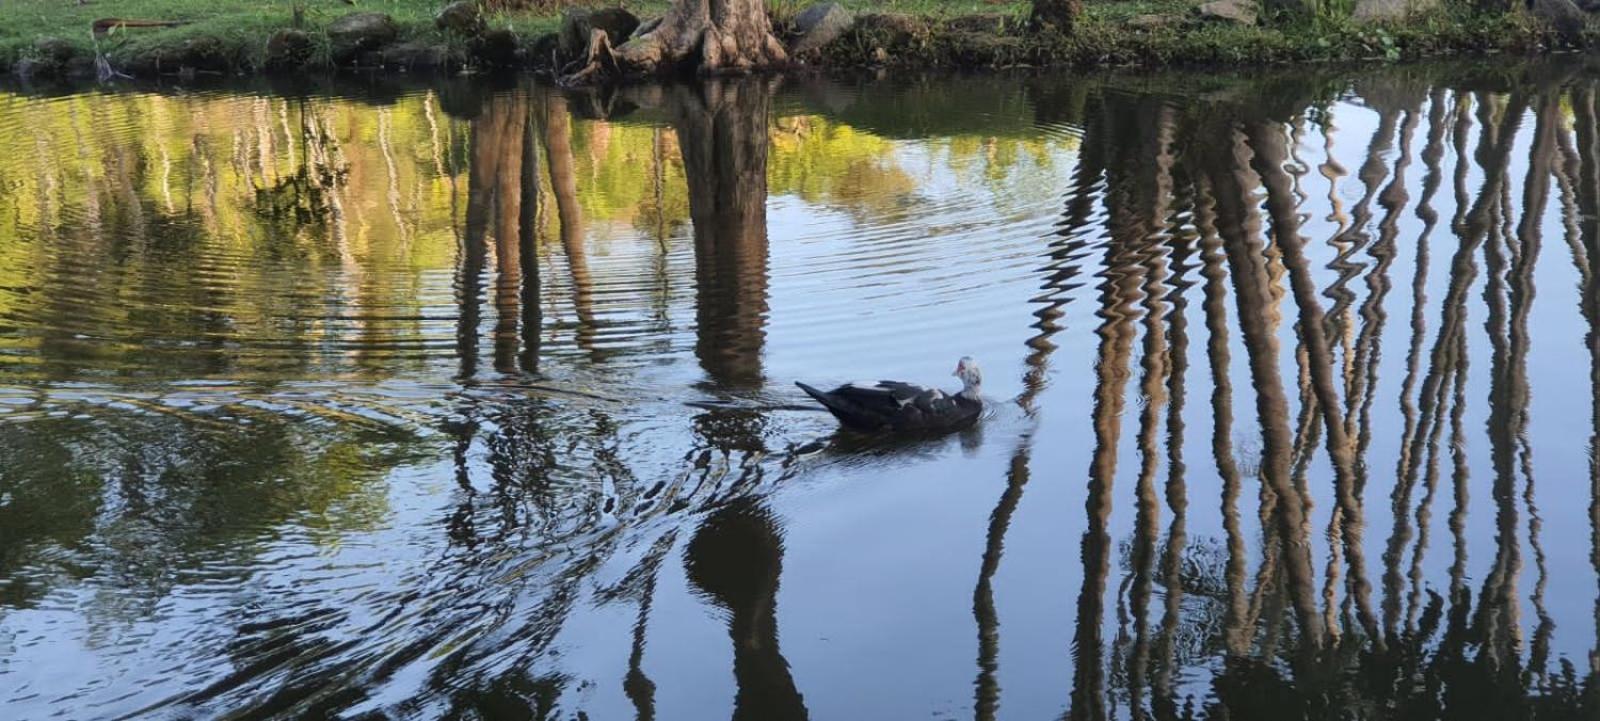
[
  {"x1": 797, "y1": 380, "x2": 981, "y2": 432},
  {"x1": 795, "y1": 380, "x2": 932, "y2": 430}
]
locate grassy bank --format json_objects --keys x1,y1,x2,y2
[{"x1": 0, "y1": 0, "x2": 1587, "y2": 80}]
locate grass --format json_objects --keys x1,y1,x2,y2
[
  {"x1": 0, "y1": 0, "x2": 1032, "y2": 73},
  {"x1": 0, "y1": 0, "x2": 1585, "y2": 77},
  {"x1": 0, "y1": 0, "x2": 583, "y2": 72},
  {"x1": 822, "y1": 2, "x2": 1573, "y2": 68}
]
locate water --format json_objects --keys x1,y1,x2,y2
[{"x1": 1, "y1": 59, "x2": 1599, "y2": 719}]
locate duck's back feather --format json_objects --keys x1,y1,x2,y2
[{"x1": 796, "y1": 380, "x2": 981, "y2": 432}]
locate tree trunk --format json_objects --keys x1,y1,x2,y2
[
  {"x1": 565, "y1": 0, "x2": 787, "y2": 84},
  {"x1": 1030, "y1": 0, "x2": 1082, "y2": 33}
]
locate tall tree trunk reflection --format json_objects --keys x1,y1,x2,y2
[
  {"x1": 669, "y1": 79, "x2": 773, "y2": 388},
  {"x1": 1570, "y1": 83, "x2": 1600, "y2": 685},
  {"x1": 460, "y1": 89, "x2": 544, "y2": 377},
  {"x1": 1202, "y1": 121, "x2": 1325, "y2": 647},
  {"x1": 1068, "y1": 103, "x2": 1138, "y2": 721},
  {"x1": 685, "y1": 499, "x2": 807, "y2": 721},
  {"x1": 543, "y1": 93, "x2": 599, "y2": 357}
]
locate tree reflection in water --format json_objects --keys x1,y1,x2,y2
[
  {"x1": 1049, "y1": 64, "x2": 1600, "y2": 720},
  {"x1": 3, "y1": 62, "x2": 1600, "y2": 720}
]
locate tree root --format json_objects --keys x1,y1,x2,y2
[
  {"x1": 560, "y1": 29, "x2": 621, "y2": 87},
  {"x1": 559, "y1": 2, "x2": 788, "y2": 87}
]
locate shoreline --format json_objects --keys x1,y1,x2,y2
[{"x1": 1, "y1": 3, "x2": 1593, "y2": 84}]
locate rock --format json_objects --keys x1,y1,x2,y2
[
  {"x1": 33, "y1": 37, "x2": 76, "y2": 64},
  {"x1": 266, "y1": 29, "x2": 315, "y2": 71},
  {"x1": 1127, "y1": 14, "x2": 1175, "y2": 29},
  {"x1": 436, "y1": 1, "x2": 485, "y2": 36},
  {"x1": 558, "y1": 7, "x2": 641, "y2": 60},
  {"x1": 20, "y1": 38, "x2": 83, "y2": 79},
  {"x1": 790, "y1": 3, "x2": 854, "y2": 54},
  {"x1": 327, "y1": 12, "x2": 398, "y2": 63},
  {"x1": 383, "y1": 41, "x2": 449, "y2": 70},
  {"x1": 472, "y1": 28, "x2": 521, "y2": 67},
  {"x1": 11, "y1": 58, "x2": 41, "y2": 80},
  {"x1": 853, "y1": 13, "x2": 927, "y2": 49},
  {"x1": 528, "y1": 32, "x2": 561, "y2": 70},
  {"x1": 1530, "y1": 0, "x2": 1586, "y2": 38},
  {"x1": 174, "y1": 35, "x2": 229, "y2": 72},
  {"x1": 1196, "y1": 0, "x2": 1258, "y2": 25}
]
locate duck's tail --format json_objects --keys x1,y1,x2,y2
[{"x1": 795, "y1": 381, "x2": 853, "y2": 422}]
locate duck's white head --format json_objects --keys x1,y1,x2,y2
[{"x1": 953, "y1": 356, "x2": 982, "y2": 396}]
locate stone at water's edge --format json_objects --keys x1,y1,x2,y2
[
  {"x1": 436, "y1": 1, "x2": 485, "y2": 36},
  {"x1": 266, "y1": 29, "x2": 315, "y2": 71},
  {"x1": 12, "y1": 37, "x2": 82, "y2": 79},
  {"x1": 1196, "y1": 0, "x2": 1258, "y2": 25},
  {"x1": 33, "y1": 37, "x2": 76, "y2": 64},
  {"x1": 1529, "y1": 0, "x2": 1587, "y2": 37},
  {"x1": 381, "y1": 41, "x2": 449, "y2": 70},
  {"x1": 790, "y1": 3, "x2": 854, "y2": 55},
  {"x1": 328, "y1": 12, "x2": 399, "y2": 63},
  {"x1": 473, "y1": 29, "x2": 521, "y2": 68},
  {"x1": 529, "y1": 33, "x2": 561, "y2": 69},
  {"x1": 558, "y1": 8, "x2": 641, "y2": 61}
]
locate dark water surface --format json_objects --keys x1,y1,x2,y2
[{"x1": 3, "y1": 58, "x2": 1600, "y2": 719}]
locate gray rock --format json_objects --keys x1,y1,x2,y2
[
  {"x1": 1530, "y1": 0, "x2": 1586, "y2": 38},
  {"x1": 436, "y1": 1, "x2": 485, "y2": 36},
  {"x1": 11, "y1": 58, "x2": 41, "y2": 80},
  {"x1": 790, "y1": 3, "x2": 854, "y2": 54},
  {"x1": 1196, "y1": 0, "x2": 1257, "y2": 25},
  {"x1": 472, "y1": 28, "x2": 521, "y2": 67},
  {"x1": 529, "y1": 32, "x2": 561, "y2": 69},
  {"x1": 382, "y1": 41, "x2": 449, "y2": 70},
  {"x1": 559, "y1": 7, "x2": 641, "y2": 60},
  {"x1": 33, "y1": 37, "x2": 76, "y2": 64},
  {"x1": 327, "y1": 12, "x2": 398, "y2": 63},
  {"x1": 18, "y1": 38, "x2": 78, "y2": 79},
  {"x1": 174, "y1": 35, "x2": 229, "y2": 72},
  {"x1": 266, "y1": 29, "x2": 315, "y2": 71}
]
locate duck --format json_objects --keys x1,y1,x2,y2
[{"x1": 796, "y1": 357, "x2": 984, "y2": 433}]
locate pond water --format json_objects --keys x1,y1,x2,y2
[{"x1": 2, "y1": 58, "x2": 1599, "y2": 720}]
